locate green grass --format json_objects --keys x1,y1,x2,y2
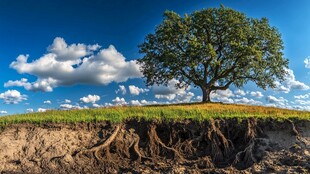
[{"x1": 0, "y1": 103, "x2": 310, "y2": 126}]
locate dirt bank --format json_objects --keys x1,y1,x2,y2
[{"x1": 0, "y1": 118, "x2": 309, "y2": 173}]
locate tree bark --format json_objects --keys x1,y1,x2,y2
[{"x1": 201, "y1": 86, "x2": 212, "y2": 103}]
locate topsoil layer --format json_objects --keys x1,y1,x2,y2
[{"x1": 0, "y1": 118, "x2": 309, "y2": 174}]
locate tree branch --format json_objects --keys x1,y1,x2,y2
[{"x1": 211, "y1": 80, "x2": 234, "y2": 90}]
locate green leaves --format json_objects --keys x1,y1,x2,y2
[{"x1": 138, "y1": 6, "x2": 288, "y2": 102}]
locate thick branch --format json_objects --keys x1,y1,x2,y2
[{"x1": 211, "y1": 81, "x2": 234, "y2": 90}]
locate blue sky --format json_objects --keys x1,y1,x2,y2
[{"x1": 1, "y1": 0, "x2": 310, "y2": 115}]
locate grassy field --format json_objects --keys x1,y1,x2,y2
[{"x1": 0, "y1": 103, "x2": 309, "y2": 125}]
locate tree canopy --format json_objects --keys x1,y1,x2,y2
[{"x1": 138, "y1": 6, "x2": 288, "y2": 102}]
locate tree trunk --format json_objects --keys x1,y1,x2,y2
[{"x1": 201, "y1": 86, "x2": 212, "y2": 103}]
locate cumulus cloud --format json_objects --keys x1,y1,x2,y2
[
  {"x1": 43, "y1": 100, "x2": 52, "y2": 104},
  {"x1": 0, "y1": 90, "x2": 27, "y2": 104},
  {"x1": 115, "y1": 85, "x2": 126, "y2": 95},
  {"x1": 7, "y1": 37, "x2": 142, "y2": 92},
  {"x1": 155, "y1": 94, "x2": 176, "y2": 101},
  {"x1": 212, "y1": 89, "x2": 234, "y2": 98},
  {"x1": 234, "y1": 89, "x2": 246, "y2": 97},
  {"x1": 234, "y1": 97, "x2": 262, "y2": 105},
  {"x1": 4, "y1": 78, "x2": 58, "y2": 92},
  {"x1": 193, "y1": 96, "x2": 203, "y2": 102},
  {"x1": 112, "y1": 97, "x2": 127, "y2": 106},
  {"x1": 293, "y1": 105, "x2": 310, "y2": 111},
  {"x1": 64, "y1": 99, "x2": 71, "y2": 103},
  {"x1": 304, "y1": 56, "x2": 310, "y2": 68},
  {"x1": 80, "y1": 94, "x2": 100, "y2": 104},
  {"x1": 47, "y1": 37, "x2": 100, "y2": 62},
  {"x1": 128, "y1": 85, "x2": 149, "y2": 95},
  {"x1": 60, "y1": 104, "x2": 86, "y2": 110},
  {"x1": 294, "y1": 99, "x2": 310, "y2": 105},
  {"x1": 153, "y1": 79, "x2": 190, "y2": 101},
  {"x1": 210, "y1": 89, "x2": 234, "y2": 103},
  {"x1": 266, "y1": 95, "x2": 288, "y2": 106},
  {"x1": 0, "y1": 111, "x2": 8, "y2": 114},
  {"x1": 4, "y1": 78, "x2": 29, "y2": 88},
  {"x1": 294, "y1": 93, "x2": 310, "y2": 99},
  {"x1": 140, "y1": 100, "x2": 158, "y2": 105},
  {"x1": 104, "y1": 103, "x2": 113, "y2": 107},
  {"x1": 26, "y1": 108, "x2": 34, "y2": 113},
  {"x1": 129, "y1": 100, "x2": 141, "y2": 106},
  {"x1": 250, "y1": 91, "x2": 264, "y2": 98},
  {"x1": 274, "y1": 68, "x2": 309, "y2": 93},
  {"x1": 175, "y1": 92, "x2": 195, "y2": 103},
  {"x1": 92, "y1": 103, "x2": 103, "y2": 108},
  {"x1": 37, "y1": 108, "x2": 47, "y2": 112}
]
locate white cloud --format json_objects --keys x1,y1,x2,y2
[
  {"x1": 140, "y1": 100, "x2": 158, "y2": 105},
  {"x1": 250, "y1": 91, "x2": 264, "y2": 98},
  {"x1": 175, "y1": 92, "x2": 194, "y2": 103},
  {"x1": 217, "y1": 97, "x2": 234, "y2": 103},
  {"x1": 294, "y1": 93, "x2": 309, "y2": 99},
  {"x1": 274, "y1": 82, "x2": 290, "y2": 93},
  {"x1": 7, "y1": 37, "x2": 142, "y2": 92},
  {"x1": 60, "y1": 104, "x2": 84, "y2": 110},
  {"x1": 274, "y1": 68, "x2": 309, "y2": 93},
  {"x1": 60, "y1": 104, "x2": 74, "y2": 110},
  {"x1": 234, "y1": 89, "x2": 246, "y2": 97},
  {"x1": 294, "y1": 99, "x2": 310, "y2": 105},
  {"x1": 153, "y1": 79, "x2": 189, "y2": 101},
  {"x1": 293, "y1": 105, "x2": 310, "y2": 111},
  {"x1": 104, "y1": 103, "x2": 114, "y2": 107},
  {"x1": 155, "y1": 94, "x2": 176, "y2": 101},
  {"x1": 38, "y1": 108, "x2": 47, "y2": 112},
  {"x1": 129, "y1": 100, "x2": 141, "y2": 106},
  {"x1": 0, "y1": 110, "x2": 8, "y2": 114},
  {"x1": 47, "y1": 37, "x2": 100, "y2": 62},
  {"x1": 212, "y1": 89, "x2": 234, "y2": 98},
  {"x1": 115, "y1": 85, "x2": 126, "y2": 95},
  {"x1": 112, "y1": 97, "x2": 127, "y2": 106},
  {"x1": 43, "y1": 100, "x2": 52, "y2": 104},
  {"x1": 92, "y1": 103, "x2": 103, "y2": 108},
  {"x1": 193, "y1": 96, "x2": 203, "y2": 102},
  {"x1": 266, "y1": 95, "x2": 288, "y2": 106},
  {"x1": 80, "y1": 94, "x2": 100, "y2": 104},
  {"x1": 4, "y1": 78, "x2": 57, "y2": 92},
  {"x1": 26, "y1": 108, "x2": 34, "y2": 113},
  {"x1": 0, "y1": 90, "x2": 27, "y2": 104},
  {"x1": 304, "y1": 56, "x2": 310, "y2": 68},
  {"x1": 64, "y1": 99, "x2": 71, "y2": 103},
  {"x1": 128, "y1": 85, "x2": 149, "y2": 95},
  {"x1": 234, "y1": 97, "x2": 262, "y2": 105},
  {"x1": 210, "y1": 89, "x2": 234, "y2": 103},
  {"x1": 4, "y1": 78, "x2": 29, "y2": 88}
]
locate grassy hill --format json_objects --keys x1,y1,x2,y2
[{"x1": 1, "y1": 103, "x2": 309, "y2": 125}]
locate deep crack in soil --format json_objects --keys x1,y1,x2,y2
[{"x1": 0, "y1": 118, "x2": 309, "y2": 173}]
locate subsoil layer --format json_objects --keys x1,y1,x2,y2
[{"x1": 0, "y1": 118, "x2": 309, "y2": 173}]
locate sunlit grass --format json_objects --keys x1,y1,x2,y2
[{"x1": 0, "y1": 103, "x2": 309, "y2": 126}]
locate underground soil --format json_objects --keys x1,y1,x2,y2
[{"x1": 0, "y1": 118, "x2": 309, "y2": 174}]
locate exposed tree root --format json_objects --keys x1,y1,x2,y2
[
  {"x1": 207, "y1": 119, "x2": 234, "y2": 163},
  {"x1": 288, "y1": 120, "x2": 299, "y2": 136},
  {"x1": 147, "y1": 124, "x2": 187, "y2": 162},
  {"x1": 66, "y1": 119, "x2": 279, "y2": 172},
  {"x1": 76, "y1": 124, "x2": 122, "y2": 161},
  {"x1": 286, "y1": 120, "x2": 309, "y2": 148}
]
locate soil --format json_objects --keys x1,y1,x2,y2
[{"x1": 0, "y1": 118, "x2": 309, "y2": 174}]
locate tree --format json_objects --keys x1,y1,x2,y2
[{"x1": 138, "y1": 6, "x2": 288, "y2": 102}]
